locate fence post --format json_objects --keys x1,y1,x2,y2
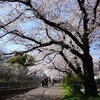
[
  {"x1": 8, "y1": 81, "x2": 10, "y2": 89},
  {"x1": 28, "y1": 81, "x2": 30, "y2": 88},
  {"x1": 20, "y1": 82, "x2": 23, "y2": 89}
]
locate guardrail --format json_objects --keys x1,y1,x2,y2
[
  {"x1": 0, "y1": 79, "x2": 41, "y2": 97},
  {"x1": 0, "y1": 77, "x2": 41, "y2": 90},
  {"x1": 0, "y1": 81, "x2": 40, "y2": 90}
]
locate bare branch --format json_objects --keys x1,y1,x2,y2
[
  {"x1": 45, "y1": 52, "x2": 59, "y2": 64},
  {"x1": 51, "y1": 61, "x2": 69, "y2": 74},
  {"x1": 9, "y1": 30, "x2": 41, "y2": 45},
  {"x1": 59, "y1": 50, "x2": 82, "y2": 75},
  {"x1": 35, "y1": 51, "x2": 56, "y2": 63},
  {"x1": 0, "y1": 12, "x2": 23, "y2": 29},
  {"x1": 77, "y1": 0, "x2": 88, "y2": 36},
  {"x1": 77, "y1": 0, "x2": 86, "y2": 13},
  {"x1": 0, "y1": 33, "x2": 8, "y2": 38},
  {"x1": 93, "y1": 0, "x2": 100, "y2": 24},
  {"x1": 45, "y1": 28, "x2": 54, "y2": 41},
  {"x1": 77, "y1": 19, "x2": 83, "y2": 40}
]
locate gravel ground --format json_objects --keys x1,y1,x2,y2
[
  {"x1": 6, "y1": 84, "x2": 64, "y2": 100},
  {"x1": 6, "y1": 94, "x2": 63, "y2": 100}
]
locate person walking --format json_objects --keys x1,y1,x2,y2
[
  {"x1": 52, "y1": 79, "x2": 55, "y2": 86},
  {"x1": 44, "y1": 77, "x2": 48, "y2": 87},
  {"x1": 41, "y1": 79, "x2": 45, "y2": 87}
]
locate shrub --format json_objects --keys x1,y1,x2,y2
[{"x1": 63, "y1": 74, "x2": 82, "y2": 94}]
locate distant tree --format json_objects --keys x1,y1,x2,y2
[
  {"x1": 8, "y1": 52, "x2": 35, "y2": 66},
  {"x1": 0, "y1": 62, "x2": 23, "y2": 81}
]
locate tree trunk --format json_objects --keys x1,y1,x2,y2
[{"x1": 83, "y1": 54, "x2": 98, "y2": 96}]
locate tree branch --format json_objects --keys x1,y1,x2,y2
[
  {"x1": 93, "y1": 0, "x2": 100, "y2": 24},
  {"x1": 51, "y1": 61, "x2": 70, "y2": 75},
  {"x1": 0, "y1": 33, "x2": 8, "y2": 38},
  {"x1": 59, "y1": 51, "x2": 79, "y2": 74},
  {"x1": 38, "y1": 15, "x2": 84, "y2": 50},
  {"x1": 9, "y1": 30, "x2": 41, "y2": 45},
  {"x1": 77, "y1": 0, "x2": 88, "y2": 36},
  {"x1": 0, "y1": 12, "x2": 23, "y2": 29},
  {"x1": 35, "y1": 51, "x2": 57, "y2": 63},
  {"x1": 45, "y1": 28, "x2": 55, "y2": 41},
  {"x1": 3, "y1": 0, "x2": 84, "y2": 50}
]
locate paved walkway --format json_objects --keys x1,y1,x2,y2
[{"x1": 6, "y1": 84, "x2": 64, "y2": 100}]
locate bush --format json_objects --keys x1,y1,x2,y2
[
  {"x1": 63, "y1": 74, "x2": 82, "y2": 94},
  {"x1": 62, "y1": 75, "x2": 100, "y2": 100},
  {"x1": 62, "y1": 84, "x2": 100, "y2": 100},
  {"x1": 63, "y1": 95, "x2": 100, "y2": 100},
  {"x1": 62, "y1": 83, "x2": 72, "y2": 96}
]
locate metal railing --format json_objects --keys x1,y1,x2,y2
[{"x1": 0, "y1": 79, "x2": 41, "y2": 90}]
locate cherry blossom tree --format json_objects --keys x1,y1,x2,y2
[{"x1": 0, "y1": 0, "x2": 100, "y2": 96}]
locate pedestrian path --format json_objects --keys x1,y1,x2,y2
[{"x1": 6, "y1": 84, "x2": 64, "y2": 100}]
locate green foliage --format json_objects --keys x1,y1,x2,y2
[
  {"x1": 0, "y1": 63, "x2": 22, "y2": 82},
  {"x1": 62, "y1": 83, "x2": 100, "y2": 100},
  {"x1": 8, "y1": 55, "x2": 24, "y2": 65},
  {"x1": 63, "y1": 74, "x2": 82, "y2": 91},
  {"x1": 63, "y1": 95, "x2": 100, "y2": 100},
  {"x1": 96, "y1": 78, "x2": 100, "y2": 83},
  {"x1": 8, "y1": 53, "x2": 35, "y2": 66},
  {"x1": 0, "y1": 53, "x2": 36, "y2": 82},
  {"x1": 62, "y1": 83, "x2": 72, "y2": 96},
  {"x1": 62, "y1": 77, "x2": 100, "y2": 100}
]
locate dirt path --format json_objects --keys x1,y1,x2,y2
[{"x1": 6, "y1": 84, "x2": 64, "y2": 100}]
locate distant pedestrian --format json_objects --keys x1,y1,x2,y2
[
  {"x1": 77, "y1": 82, "x2": 81, "y2": 92},
  {"x1": 52, "y1": 79, "x2": 55, "y2": 86},
  {"x1": 48, "y1": 77, "x2": 51, "y2": 84},
  {"x1": 44, "y1": 77, "x2": 48, "y2": 87},
  {"x1": 41, "y1": 79, "x2": 45, "y2": 87}
]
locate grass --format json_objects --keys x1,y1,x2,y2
[
  {"x1": 61, "y1": 83, "x2": 100, "y2": 100},
  {"x1": 63, "y1": 94, "x2": 100, "y2": 100},
  {"x1": 61, "y1": 83, "x2": 72, "y2": 96}
]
